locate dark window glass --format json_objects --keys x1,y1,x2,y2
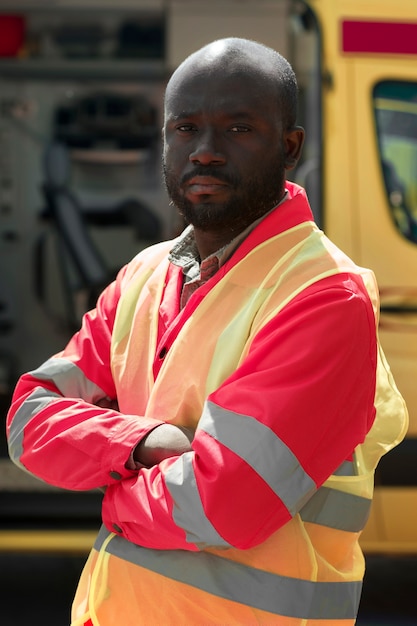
[{"x1": 374, "y1": 81, "x2": 417, "y2": 243}]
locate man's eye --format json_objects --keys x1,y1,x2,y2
[
  {"x1": 229, "y1": 126, "x2": 250, "y2": 133},
  {"x1": 177, "y1": 124, "x2": 196, "y2": 132}
]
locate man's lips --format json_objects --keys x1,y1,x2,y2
[{"x1": 185, "y1": 176, "x2": 229, "y2": 195}]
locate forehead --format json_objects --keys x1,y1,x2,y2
[{"x1": 165, "y1": 65, "x2": 279, "y2": 119}]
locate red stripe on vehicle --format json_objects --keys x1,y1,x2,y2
[{"x1": 342, "y1": 20, "x2": 417, "y2": 55}]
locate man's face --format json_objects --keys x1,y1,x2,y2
[{"x1": 163, "y1": 68, "x2": 287, "y2": 234}]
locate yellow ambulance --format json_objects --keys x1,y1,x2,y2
[{"x1": 300, "y1": 0, "x2": 417, "y2": 553}]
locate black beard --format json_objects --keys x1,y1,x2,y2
[{"x1": 163, "y1": 160, "x2": 286, "y2": 233}]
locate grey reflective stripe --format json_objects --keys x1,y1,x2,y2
[
  {"x1": 334, "y1": 460, "x2": 356, "y2": 476},
  {"x1": 199, "y1": 400, "x2": 316, "y2": 515},
  {"x1": 30, "y1": 357, "x2": 108, "y2": 403},
  {"x1": 300, "y1": 486, "x2": 372, "y2": 532},
  {"x1": 165, "y1": 452, "x2": 230, "y2": 548},
  {"x1": 8, "y1": 387, "x2": 61, "y2": 466},
  {"x1": 94, "y1": 526, "x2": 362, "y2": 620}
]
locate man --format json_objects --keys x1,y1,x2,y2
[{"x1": 7, "y1": 38, "x2": 407, "y2": 625}]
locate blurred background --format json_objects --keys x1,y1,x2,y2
[{"x1": 0, "y1": 1, "x2": 416, "y2": 624}]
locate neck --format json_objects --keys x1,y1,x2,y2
[{"x1": 193, "y1": 228, "x2": 235, "y2": 260}]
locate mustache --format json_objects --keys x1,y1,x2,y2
[{"x1": 180, "y1": 167, "x2": 238, "y2": 187}]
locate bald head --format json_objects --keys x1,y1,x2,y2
[{"x1": 166, "y1": 37, "x2": 299, "y2": 130}]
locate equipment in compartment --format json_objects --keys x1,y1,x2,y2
[
  {"x1": 36, "y1": 89, "x2": 164, "y2": 331},
  {"x1": 54, "y1": 90, "x2": 159, "y2": 150}
]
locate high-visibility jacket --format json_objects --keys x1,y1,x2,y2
[{"x1": 7, "y1": 183, "x2": 408, "y2": 625}]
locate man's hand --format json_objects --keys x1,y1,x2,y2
[{"x1": 133, "y1": 424, "x2": 194, "y2": 467}]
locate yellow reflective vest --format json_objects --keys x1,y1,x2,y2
[{"x1": 71, "y1": 185, "x2": 408, "y2": 625}]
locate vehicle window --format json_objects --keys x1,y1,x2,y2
[{"x1": 374, "y1": 81, "x2": 417, "y2": 243}]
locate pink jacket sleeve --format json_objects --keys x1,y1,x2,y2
[{"x1": 6, "y1": 269, "x2": 164, "y2": 491}]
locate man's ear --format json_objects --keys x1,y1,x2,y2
[{"x1": 284, "y1": 126, "x2": 305, "y2": 171}]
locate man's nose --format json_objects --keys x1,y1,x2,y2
[{"x1": 189, "y1": 130, "x2": 226, "y2": 165}]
